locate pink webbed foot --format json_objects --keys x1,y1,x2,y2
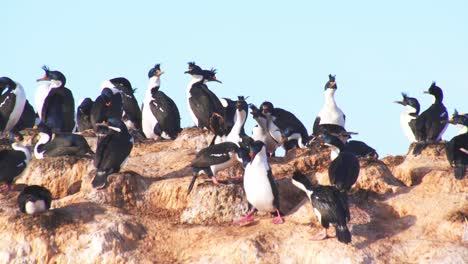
[
  {"x1": 233, "y1": 210, "x2": 255, "y2": 226},
  {"x1": 211, "y1": 177, "x2": 221, "y2": 186},
  {"x1": 272, "y1": 210, "x2": 284, "y2": 224}
]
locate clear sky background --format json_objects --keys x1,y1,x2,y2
[{"x1": 2, "y1": 0, "x2": 467, "y2": 156}]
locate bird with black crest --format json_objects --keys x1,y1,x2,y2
[
  {"x1": 36, "y1": 65, "x2": 75, "y2": 132},
  {"x1": 0, "y1": 131, "x2": 30, "y2": 192},
  {"x1": 185, "y1": 62, "x2": 225, "y2": 130},
  {"x1": 445, "y1": 110, "x2": 468, "y2": 180},
  {"x1": 142, "y1": 64, "x2": 181, "y2": 140},
  {"x1": 100, "y1": 77, "x2": 143, "y2": 134},
  {"x1": 90, "y1": 88, "x2": 123, "y2": 129},
  {"x1": 413, "y1": 82, "x2": 448, "y2": 155},
  {"x1": 92, "y1": 118, "x2": 133, "y2": 189},
  {"x1": 395, "y1": 92, "x2": 420, "y2": 143},
  {"x1": 313, "y1": 74, "x2": 347, "y2": 136}
]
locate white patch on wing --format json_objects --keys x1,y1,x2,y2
[
  {"x1": 0, "y1": 95, "x2": 10, "y2": 108},
  {"x1": 440, "y1": 112, "x2": 447, "y2": 118},
  {"x1": 210, "y1": 153, "x2": 226, "y2": 157}
]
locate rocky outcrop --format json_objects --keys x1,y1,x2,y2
[{"x1": 1, "y1": 128, "x2": 467, "y2": 263}]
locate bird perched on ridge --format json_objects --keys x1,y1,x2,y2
[
  {"x1": 36, "y1": 66, "x2": 75, "y2": 133},
  {"x1": 0, "y1": 77, "x2": 27, "y2": 135},
  {"x1": 445, "y1": 110, "x2": 468, "y2": 180},
  {"x1": 185, "y1": 62, "x2": 224, "y2": 130},
  {"x1": 291, "y1": 171, "x2": 351, "y2": 244},
  {"x1": 394, "y1": 92, "x2": 420, "y2": 143},
  {"x1": 0, "y1": 132, "x2": 31, "y2": 192},
  {"x1": 412, "y1": 82, "x2": 448, "y2": 155},
  {"x1": 92, "y1": 118, "x2": 133, "y2": 189},
  {"x1": 142, "y1": 64, "x2": 181, "y2": 140},
  {"x1": 313, "y1": 74, "x2": 346, "y2": 136}
]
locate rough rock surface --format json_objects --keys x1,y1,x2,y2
[{"x1": 0, "y1": 128, "x2": 467, "y2": 263}]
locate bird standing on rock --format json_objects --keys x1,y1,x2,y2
[
  {"x1": 234, "y1": 140, "x2": 284, "y2": 225},
  {"x1": 185, "y1": 62, "x2": 224, "y2": 129},
  {"x1": 413, "y1": 82, "x2": 448, "y2": 155},
  {"x1": 0, "y1": 77, "x2": 27, "y2": 135},
  {"x1": 36, "y1": 66, "x2": 75, "y2": 133},
  {"x1": 291, "y1": 171, "x2": 351, "y2": 244},
  {"x1": 142, "y1": 64, "x2": 181, "y2": 140},
  {"x1": 445, "y1": 110, "x2": 468, "y2": 180},
  {"x1": 395, "y1": 92, "x2": 420, "y2": 143},
  {"x1": 0, "y1": 132, "x2": 31, "y2": 192},
  {"x1": 313, "y1": 74, "x2": 347, "y2": 136},
  {"x1": 92, "y1": 118, "x2": 133, "y2": 189}
]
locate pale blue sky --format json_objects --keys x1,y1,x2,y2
[{"x1": 2, "y1": 0, "x2": 467, "y2": 156}]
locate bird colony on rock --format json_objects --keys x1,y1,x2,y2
[{"x1": 0, "y1": 62, "x2": 465, "y2": 247}]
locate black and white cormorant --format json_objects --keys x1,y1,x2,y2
[
  {"x1": 445, "y1": 110, "x2": 468, "y2": 180},
  {"x1": 313, "y1": 74, "x2": 346, "y2": 136},
  {"x1": 142, "y1": 64, "x2": 181, "y2": 140},
  {"x1": 76, "y1": 98, "x2": 94, "y2": 132},
  {"x1": 0, "y1": 77, "x2": 27, "y2": 135},
  {"x1": 100, "y1": 77, "x2": 142, "y2": 131},
  {"x1": 187, "y1": 141, "x2": 248, "y2": 194},
  {"x1": 211, "y1": 96, "x2": 250, "y2": 147},
  {"x1": 339, "y1": 133, "x2": 379, "y2": 159},
  {"x1": 319, "y1": 131, "x2": 360, "y2": 192},
  {"x1": 92, "y1": 118, "x2": 133, "y2": 189},
  {"x1": 0, "y1": 132, "x2": 30, "y2": 192},
  {"x1": 415, "y1": 82, "x2": 448, "y2": 141},
  {"x1": 250, "y1": 104, "x2": 279, "y2": 157},
  {"x1": 234, "y1": 140, "x2": 284, "y2": 225},
  {"x1": 90, "y1": 88, "x2": 123, "y2": 129},
  {"x1": 261, "y1": 101, "x2": 309, "y2": 150},
  {"x1": 34, "y1": 122, "x2": 93, "y2": 159},
  {"x1": 36, "y1": 66, "x2": 75, "y2": 132},
  {"x1": 394, "y1": 93, "x2": 420, "y2": 143},
  {"x1": 12, "y1": 100, "x2": 37, "y2": 133},
  {"x1": 291, "y1": 171, "x2": 351, "y2": 244},
  {"x1": 17, "y1": 185, "x2": 52, "y2": 215},
  {"x1": 185, "y1": 62, "x2": 224, "y2": 129}
]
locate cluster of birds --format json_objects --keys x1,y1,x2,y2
[{"x1": 0, "y1": 62, "x2": 466, "y2": 245}]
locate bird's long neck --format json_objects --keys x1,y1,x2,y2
[
  {"x1": 405, "y1": 105, "x2": 419, "y2": 116},
  {"x1": 323, "y1": 89, "x2": 337, "y2": 106},
  {"x1": 145, "y1": 76, "x2": 160, "y2": 103},
  {"x1": 147, "y1": 76, "x2": 160, "y2": 91},
  {"x1": 229, "y1": 110, "x2": 247, "y2": 137},
  {"x1": 252, "y1": 148, "x2": 269, "y2": 168},
  {"x1": 34, "y1": 132, "x2": 51, "y2": 158},
  {"x1": 12, "y1": 142, "x2": 31, "y2": 163},
  {"x1": 432, "y1": 93, "x2": 443, "y2": 104},
  {"x1": 50, "y1": 80, "x2": 63, "y2": 89}
]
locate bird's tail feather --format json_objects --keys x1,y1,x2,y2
[
  {"x1": 187, "y1": 173, "x2": 198, "y2": 194},
  {"x1": 335, "y1": 225, "x2": 351, "y2": 244},
  {"x1": 454, "y1": 164, "x2": 466, "y2": 180},
  {"x1": 92, "y1": 170, "x2": 109, "y2": 189}
]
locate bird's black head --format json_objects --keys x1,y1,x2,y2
[
  {"x1": 106, "y1": 117, "x2": 127, "y2": 133},
  {"x1": 395, "y1": 93, "x2": 420, "y2": 114},
  {"x1": 291, "y1": 170, "x2": 311, "y2": 187},
  {"x1": 148, "y1": 64, "x2": 164, "y2": 78},
  {"x1": 249, "y1": 104, "x2": 264, "y2": 118},
  {"x1": 0, "y1": 77, "x2": 16, "y2": 93},
  {"x1": 78, "y1": 98, "x2": 94, "y2": 113},
  {"x1": 202, "y1": 68, "x2": 222, "y2": 83},
  {"x1": 184, "y1": 62, "x2": 203, "y2": 75},
  {"x1": 109, "y1": 77, "x2": 133, "y2": 94},
  {"x1": 248, "y1": 140, "x2": 265, "y2": 161},
  {"x1": 448, "y1": 109, "x2": 468, "y2": 127},
  {"x1": 324, "y1": 74, "x2": 337, "y2": 90},
  {"x1": 318, "y1": 131, "x2": 345, "y2": 150},
  {"x1": 37, "y1": 65, "x2": 66, "y2": 86},
  {"x1": 236, "y1": 96, "x2": 248, "y2": 111},
  {"x1": 260, "y1": 101, "x2": 274, "y2": 115},
  {"x1": 424, "y1": 82, "x2": 444, "y2": 102}
]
